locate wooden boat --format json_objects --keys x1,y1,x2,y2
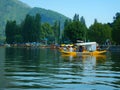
[
  {"x1": 60, "y1": 42, "x2": 107, "y2": 56},
  {"x1": 61, "y1": 50, "x2": 107, "y2": 56},
  {"x1": 61, "y1": 51, "x2": 77, "y2": 56}
]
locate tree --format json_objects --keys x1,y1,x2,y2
[
  {"x1": 22, "y1": 14, "x2": 41, "y2": 42},
  {"x1": 22, "y1": 14, "x2": 33, "y2": 42},
  {"x1": 52, "y1": 21, "x2": 61, "y2": 44},
  {"x1": 41, "y1": 23, "x2": 54, "y2": 44},
  {"x1": 73, "y1": 14, "x2": 79, "y2": 21},
  {"x1": 112, "y1": 12, "x2": 120, "y2": 44},
  {"x1": 61, "y1": 19, "x2": 72, "y2": 43},
  {"x1": 14, "y1": 25, "x2": 23, "y2": 43},
  {"x1": 80, "y1": 16, "x2": 86, "y2": 25},
  {"x1": 88, "y1": 20, "x2": 112, "y2": 44},
  {"x1": 80, "y1": 16, "x2": 88, "y2": 41},
  {"x1": 64, "y1": 14, "x2": 87, "y2": 43},
  {"x1": 64, "y1": 21, "x2": 87, "y2": 43},
  {"x1": 34, "y1": 13, "x2": 41, "y2": 42},
  {"x1": 5, "y1": 20, "x2": 22, "y2": 44}
]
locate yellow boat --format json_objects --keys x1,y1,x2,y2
[
  {"x1": 88, "y1": 50, "x2": 107, "y2": 55},
  {"x1": 61, "y1": 50, "x2": 107, "y2": 56},
  {"x1": 60, "y1": 42, "x2": 108, "y2": 56},
  {"x1": 61, "y1": 51, "x2": 77, "y2": 56}
]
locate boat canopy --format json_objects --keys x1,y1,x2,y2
[
  {"x1": 61, "y1": 44, "x2": 73, "y2": 47},
  {"x1": 76, "y1": 42, "x2": 97, "y2": 51}
]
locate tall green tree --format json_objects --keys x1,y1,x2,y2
[
  {"x1": 64, "y1": 21, "x2": 87, "y2": 43},
  {"x1": 14, "y1": 25, "x2": 23, "y2": 43},
  {"x1": 5, "y1": 20, "x2": 22, "y2": 44},
  {"x1": 112, "y1": 12, "x2": 120, "y2": 44},
  {"x1": 88, "y1": 19, "x2": 112, "y2": 44},
  {"x1": 33, "y1": 13, "x2": 41, "y2": 42},
  {"x1": 22, "y1": 14, "x2": 33, "y2": 42},
  {"x1": 61, "y1": 19, "x2": 72, "y2": 43},
  {"x1": 73, "y1": 14, "x2": 79, "y2": 21},
  {"x1": 64, "y1": 14, "x2": 87, "y2": 43},
  {"x1": 41, "y1": 23, "x2": 54, "y2": 44},
  {"x1": 5, "y1": 20, "x2": 14, "y2": 44},
  {"x1": 80, "y1": 16, "x2": 88, "y2": 41},
  {"x1": 52, "y1": 21, "x2": 61, "y2": 44},
  {"x1": 22, "y1": 14, "x2": 41, "y2": 42},
  {"x1": 80, "y1": 16, "x2": 86, "y2": 25}
]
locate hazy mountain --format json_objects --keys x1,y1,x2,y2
[
  {"x1": 0, "y1": 0, "x2": 68, "y2": 37},
  {"x1": 28, "y1": 7, "x2": 68, "y2": 26}
]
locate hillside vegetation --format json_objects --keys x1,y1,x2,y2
[{"x1": 0, "y1": 0, "x2": 68, "y2": 38}]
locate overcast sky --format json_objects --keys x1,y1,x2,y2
[{"x1": 19, "y1": 0, "x2": 120, "y2": 27}]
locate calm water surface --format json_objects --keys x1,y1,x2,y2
[{"x1": 0, "y1": 47, "x2": 120, "y2": 90}]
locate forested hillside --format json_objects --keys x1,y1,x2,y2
[
  {"x1": 0, "y1": 0, "x2": 68, "y2": 39},
  {"x1": 0, "y1": 0, "x2": 30, "y2": 36}
]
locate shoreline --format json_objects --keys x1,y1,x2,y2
[{"x1": 0, "y1": 44, "x2": 120, "y2": 52}]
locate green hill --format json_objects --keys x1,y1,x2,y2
[
  {"x1": 0, "y1": 0, "x2": 30, "y2": 36},
  {"x1": 28, "y1": 7, "x2": 68, "y2": 25},
  {"x1": 0, "y1": 0, "x2": 68, "y2": 39}
]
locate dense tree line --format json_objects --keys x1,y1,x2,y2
[
  {"x1": 5, "y1": 20, "x2": 22, "y2": 44},
  {"x1": 62, "y1": 13, "x2": 120, "y2": 45},
  {"x1": 88, "y1": 19, "x2": 112, "y2": 44},
  {"x1": 5, "y1": 13, "x2": 60, "y2": 44},
  {"x1": 112, "y1": 13, "x2": 120, "y2": 44},
  {"x1": 5, "y1": 12, "x2": 120, "y2": 45}
]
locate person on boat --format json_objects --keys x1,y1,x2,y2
[
  {"x1": 96, "y1": 43, "x2": 101, "y2": 51},
  {"x1": 73, "y1": 46, "x2": 77, "y2": 52},
  {"x1": 59, "y1": 46, "x2": 63, "y2": 51},
  {"x1": 79, "y1": 46, "x2": 83, "y2": 52},
  {"x1": 63, "y1": 46, "x2": 67, "y2": 51},
  {"x1": 69, "y1": 46, "x2": 74, "y2": 52}
]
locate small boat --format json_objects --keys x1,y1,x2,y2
[
  {"x1": 60, "y1": 42, "x2": 107, "y2": 56},
  {"x1": 79, "y1": 50, "x2": 106, "y2": 55},
  {"x1": 61, "y1": 51, "x2": 77, "y2": 56},
  {"x1": 61, "y1": 50, "x2": 107, "y2": 56}
]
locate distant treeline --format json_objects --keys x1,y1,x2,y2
[
  {"x1": 63, "y1": 13, "x2": 120, "y2": 45},
  {"x1": 5, "y1": 12, "x2": 120, "y2": 45},
  {"x1": 5, "y1": 13, "x2": 60, "y2": 44}
]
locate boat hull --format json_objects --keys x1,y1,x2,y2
[
  {"x1": 60, "y1": 50, "x2": 107, "y2": 56},
  {"x1": 61, "y1": 51, "x2": 77, "y2": 56}
]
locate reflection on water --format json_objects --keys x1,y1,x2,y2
[
  {"x1": 0, "y1": 48, "x2": 6, "y2": 89},
  {"x1": 61, "y1": 54, "x2": 107, "y2": 71},
  {"x1": 0, "y1": 47, "x2": 120, "y2": 90}
]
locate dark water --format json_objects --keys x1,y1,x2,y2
[{"x1": 0, "y1": 47, "x2": 120, "y2": 90}]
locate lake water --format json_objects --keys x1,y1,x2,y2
[{"x1": 0, "y1": 47, "x2": 120, "y2": 90}]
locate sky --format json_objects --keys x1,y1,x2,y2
[{"x1": 19, "y1": 0, "x2": 120, "y2": 27}]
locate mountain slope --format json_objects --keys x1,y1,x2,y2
[
  {"x1": 28, "y1": 7, "x2": 68, "y2": 25},
  {"x1": 0, "y1": 0, "x2": 30, "y2": 36}
]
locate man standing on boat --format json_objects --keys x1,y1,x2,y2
[{"x1": 69, "y1": 46, "x2": 74, "y2": 52}]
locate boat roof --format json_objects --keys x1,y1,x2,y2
[{"x1": 76, "y1": 42, "x2": 96, "y2": 46}]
